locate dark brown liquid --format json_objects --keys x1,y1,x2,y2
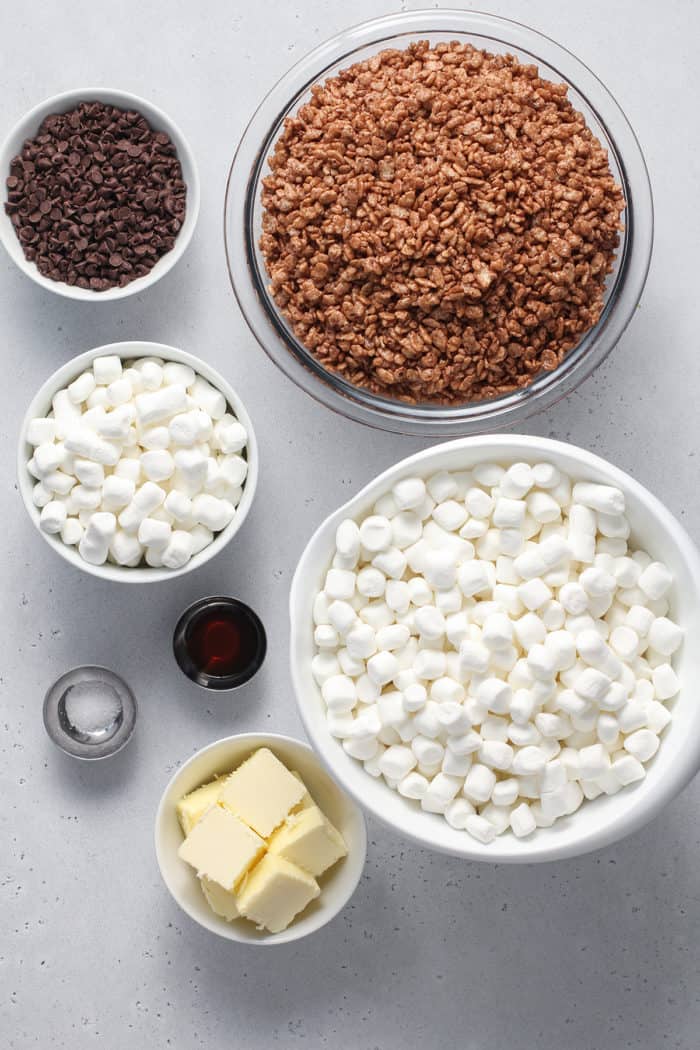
[{"x1": 186, "y1": 607, "x2": 260, "y2": 678}]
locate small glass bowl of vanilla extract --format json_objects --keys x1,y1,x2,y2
[{"x1": 173, "y1": 596, "x2": 267, "y2": 690}]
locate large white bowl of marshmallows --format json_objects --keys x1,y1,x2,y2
[
  {"x1": 290, "y1": 436, "x2": 700, "y2": 862},
  {"x1": 18, "y1": 341, "x2": 257, "y2": 581}
]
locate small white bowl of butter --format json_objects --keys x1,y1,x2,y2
[{"x1": 155, "y1": 733, "x2": 367, "y2": 944}]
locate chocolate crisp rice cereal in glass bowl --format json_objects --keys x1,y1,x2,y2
[{"x1": 226, "y1": 10, "x2": 653, "y2": 436}]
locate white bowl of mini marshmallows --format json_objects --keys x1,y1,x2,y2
[
  {"x1": 18, "y1": 341, "x2": 257, "y2": 582},
  {"x1": 290, "y1": 436, "x2": 700, "y2": 862}
]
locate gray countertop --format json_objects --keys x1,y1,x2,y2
[{"x1": 2, "y1": 1, "x2": 699, "y2": 1047}]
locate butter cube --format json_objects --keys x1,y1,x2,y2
[
  {"x1": 201, "y1": 877, "x2": 240, "y2": 921},
  {"x1": 268, "y1": 805, "x2": 347, "y2": 877},
  {"x1": 178, "y1": 805, "x2": 265, "y2": 891},
  {"x1": 237, "y1": 854, "x2": 320, "y2": 933},
  {"x1": 290, "y1": 770, "x2": 314, "y2": 812},
  {"x1": 219, "y1": 748, "x2": 305, "y2": 837},
  {"x1": 176, "y1": 777, "x2": 222, "y2": 836}
]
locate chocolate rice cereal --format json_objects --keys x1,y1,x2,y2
[{"x1": 260, "y1": 41, "x2": 625, "y2": 404}]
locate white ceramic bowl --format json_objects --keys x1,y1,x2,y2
[
  {"x1": 155, "y1": 733, "x2": 367, "y2": 944},
  {"x1": 18, "y1": 341, "x2": 258, "y2": 582},
  {"x1": 290, "y1": 435, "x2": 700, "y2": 863},
  {"x1": 0, "y1": 88, "x2": 200, "y2": 300}
]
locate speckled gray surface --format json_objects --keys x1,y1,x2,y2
[{"x1": 2, "y1": 1, "x2": 699, "y2": 1047}]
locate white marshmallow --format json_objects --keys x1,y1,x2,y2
[
  {"x1": 67, "y1": 371, "x2": 96, "y2": 404},
  {"x1": 191, "y1": 493, "x2": 235, "y2": 533},
  {"x1": 464, "y1": 814, "x2": 497, "y2": 844},
  {"x1": 134, "y1": 384, "x2": 188, "y2": 426},
  {"x1": 118, "y1": 482, "x2": 166, "y2": 532},
  {"x1": 93, "y1": 355, "x2": 122, "y2": 385},
  {"x1": 572, "y1": 482, "x2": 625, "y2": 516},
  {"x1": 638, "y1": 562, "x2": 673, "y2": 600},
  {"x1": 190, "y1": 377, "x2": 227, "y2": 420},
  {"x1": 161, "y1": 361, "x2": 194, "y2": 388},
  {"x1": 109, "y1": 530, "x2": 144, "y2": 567},
  {"x1": 393, "y1": 477, "x2": 426, "y2": 510},
  {"x1": 40, "y1": 500, "x2": 67, "y2": 534},
  {"x1": 161, "y1": 530, "x2": 195, "y2": 569},
  {"x1": 78, "y1": 511, "x2": 116, "y2": 565},
  {"x1": 101, "y1": 475, "x2": 135, "y2": 511},
  {"x1": 26, "y1": 417, "x2": 57, "y2": 446}
]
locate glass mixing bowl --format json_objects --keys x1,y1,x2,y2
[{"x1": 225, "y1": 9, "x2": 653, "y2": 437}]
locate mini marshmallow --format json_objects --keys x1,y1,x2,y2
[
  {"x1": 33, "y1": 442, "x2": 63, "y2": 477},
  {"x1": 393, "y1": 477, "x2": 426, "y2": 510},
  {"x1": 652, "y1": 663, "x2": 679, "y2": 700},
  {"x1": 212, "y1": 416, "x2": 247, "y2": 454},
  {"x1": 322, "y1": 675, "x2": 357, "y2": 713},
  {"x1": 161, "y1": 361, "x2": 194, "y2": 388},
  {"x1": 164, "y1": 489, "x2": 193, "y2": 523},
  {"x1": 392, "y1": 512, "x2": 423, "y2": 549},
  {"x1": 43, "y1": 470, "x2": 76, "y2": 497},
  {"x1": 336, "y1": 520, "x2": 361, "y2": 561},
  {"x1": 398, "y1": 771, "x2": 430, "y2": 800},
  {"x1": 648, "y1": 617, "x2": 683, "y2": 656},
  {"x1": 367, "y1": 651, "x2": 399, "y2": 686},
  {"x1": 93, "y1": 355, "x2": 122, "y2": 385},
  {"x1": 67, "y1": 371, "x2": 97, "y2": 404},
  {"x1": 511, "y1": 746, "x2": 547, "y2": 776},
  {"x1": 572, "y1": 482, "x2": 625, "y2": 516},
  {"x1": 493, "y1": 497, "x2": 526, "y2": 529},
  {"x1": 109, "y1": 530, "x2": 144, "y2": 566},
  {"x1": 139, "y1": 361, "x2": 164, "y2": 391},
  {"x1": 509, "y1": 803, "x2": 536, "y2": 838},
  {"x1": 357, "y1": 567, "x2": 386, "y2": 598},
  {"x1": 190, "y1": 493, "x2": 235, "y2": 533},
  {"x1": 40, "y1": 500, "x2": 67, "y2": 534},
  {"x1": 190, "y1": 377, "x2": 226, "y2": 420},
  {"x1": 78, "y1": 511, "x2": 116, "y2": 566},
  {"x1": 134, "y1": 384, "x2": 188, "y2": 426},
  {"x1": 481, "y1": 613, "x2": 513, "y2": 650},
  {"x1": 518, "y1": 578, "x2": 552, "y2": 611},
  {"x1": 106, "y1": 377, "x2": 132, "y2": 407},
  {"x1": 161, "y1": 530, "x2": 195, "y2": 569},
  {"x1": 118, "y1": 482, "x2": 166, "y2": 532},
  {"x1": 463, "y1": 763, "x2": 497, "y2": 803},
  {"x1": 68, "y1": 485, "x2": 102, "y2": 512},
  {"x1": 623, "y1": 728, "x2": 660, "y2": 763},
  {"x1": 26, "y1": 417, "x2": 57, "y2": 446},
  {"x1": 638, "y1": 562, "x2": 673, "y2": 600},
  {"x1": 169, "y1": 410, "x2": 211, "y2": 447},
  {"x1": 138, "y1": 518, "x2": 172, "y2": 551},
  {"x1": 64, "y1": 427, "x2": 120, "y2": 467},
  {"x1": 478, "y1": 739, "x2": 513, "y2": 771},
  {"x1": 101, "y1": 475, "x2": 136, "y2": 512},
  {"x1": 577, "y1": 743, "x2": 610, "y2": 780},
  {"x1": 463, "y1": 814, "x2": 496, "y2": 844},
  {"x1": 60, "y1": 518, "x2": 83, "y2": 546}
]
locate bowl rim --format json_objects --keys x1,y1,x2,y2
[
  {"x1": 0, "y1": 86, "x2": 200, "y2": 301},
  {"x1": 154, "y1": 731, "x2": 368, "y2": 944},
  {"x1": 290, "y1": 434, "x2": 700, "y2": 862},
  {"x1": 17, "y1": 340, "x2": 258, "y2": 583},
  {"x1": 225, "y1": 8, "x2": 654, "y2": 437}
]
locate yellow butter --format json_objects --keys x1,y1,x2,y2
[
  {"x1": 290, "y1": 770, "x2": 315, "y2": 812},
  {"x1": 178, "y1": 806, "x2": 265, "y2": 891},
  {"x1": 201, "y1": 877, "x2": 240, "y2": 921},
  {"x1": 268, "y1": 804, "x2": 347, "y2": 877},
  {"x1": 175, "y1": 777, "x2": 222, "y2": 836},
  {"x1": 219, "y1": 748, "x2": 305, "y2": 838},
  {"x1": 237, "y1": 854, "x2": 320, "y2": 934}
]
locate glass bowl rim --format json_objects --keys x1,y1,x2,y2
[{"x1": 225, "y1": 8, "x2": 653, "y2": 436}]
